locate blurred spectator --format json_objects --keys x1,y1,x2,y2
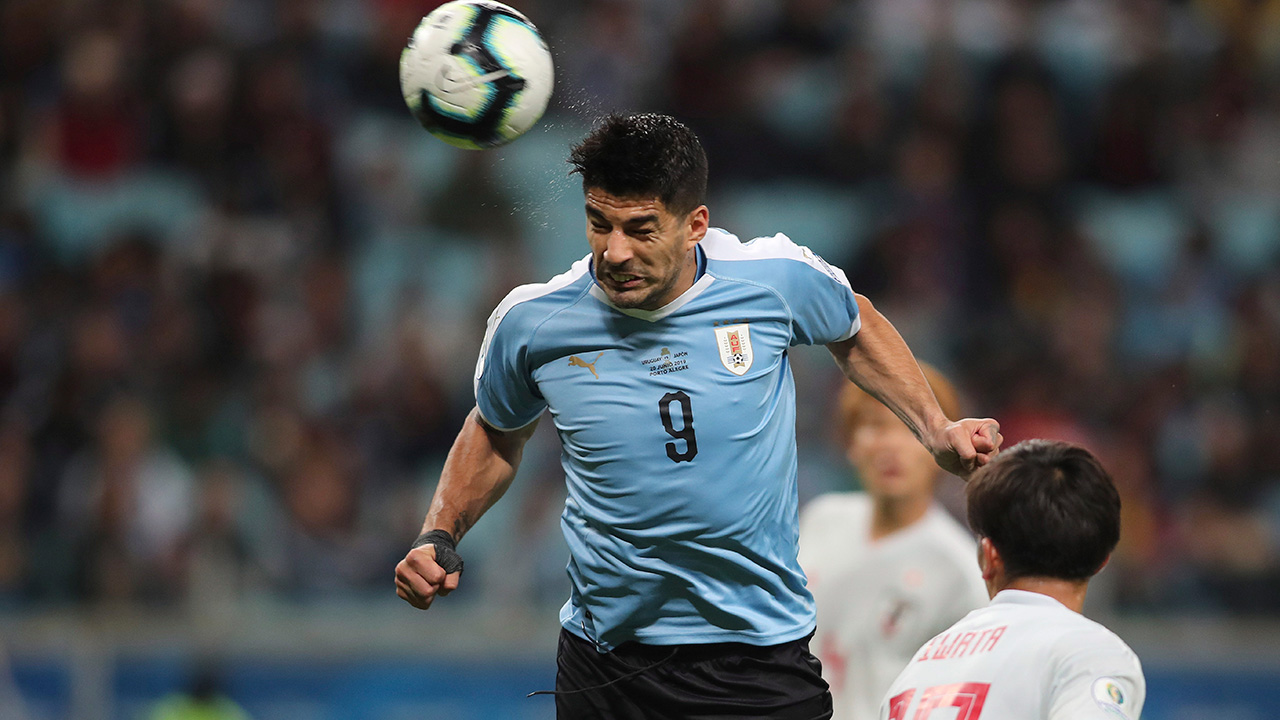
[
  {"x1": 183, "y1": 460, "x2": 261, "y2": 613},
  {"x1": 153, "y1": 48, "x2": 240, "y2": 200},
  {"x1": 44, "y1": 31, "x2": 142, "y2": 180},
  {"x1": 0, "y1": 421, "x2": 30, "y2": 607},
  {"x1": 57, "y1": 394, "x2": 195, "y2": 604},
  {"x1": 261, "y1": 426, "x2": 394, "y2": 597}
]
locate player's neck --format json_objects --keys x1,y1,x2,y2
[
  {"x1": 1001, "y1": 577, "x2": 1090, "y2": 613},
  {"x1": 670, "y1": 250, "x2": 700, "y2": 302},
  {"x1": 869, "y1": 493, "x2": 931, "y2": 541},
  {"x1": 646, "y1": 247, "x2": 700, "y2": 310}
]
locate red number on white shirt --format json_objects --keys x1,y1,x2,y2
[
  {"x1": 886, "y1": 689, "x2": 915, "y2": 720},
  {"x1": 888, "y1": 682, "x2": 990, "y2": 720}
]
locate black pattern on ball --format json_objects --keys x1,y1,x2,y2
[{"x1": 414, "y1": 6, "x2": 530, "y2": 148}]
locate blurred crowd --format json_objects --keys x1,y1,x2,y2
[{"x1": 0, "y1": 0, "x2": 1277, "y2": 618}]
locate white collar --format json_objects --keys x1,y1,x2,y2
[
  {"x1": 588, "y1": 273, "x2": 715, "y2": 322},
  {"x1": 990, "y1": 589, "x2": 1068, "y2": 610}
]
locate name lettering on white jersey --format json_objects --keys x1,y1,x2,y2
[
  {"x1": 915, "y1": 626, "x2": 1007, "y2": 662},
  {"x1": 880, "y1": 591, "x2": 1145, "y2": 720}
]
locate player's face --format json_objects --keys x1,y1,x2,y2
[
  {"x1": 585, "y1": 188, "x2": 708, "y2": 310},
  {"x1": 847, "y1": 402, "x2": 938, "y2": 502}
]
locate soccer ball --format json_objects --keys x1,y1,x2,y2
[{"x1": 400, "y1": 1, "x2": 554, "y2": 150}]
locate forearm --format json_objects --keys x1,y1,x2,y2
[
  {"x1": 421, "y1": 408, "x2": 533, "y2": 542},
  {"x1": 828, "y1": 294, "x2": 949, "y2": 443}
]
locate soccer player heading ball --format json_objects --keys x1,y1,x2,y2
[
  {"x1": 394, "y1": 113, "x2": 1003, "y2": 719},
  {"x1": 880, "y1": 440, "x2": 1146, "y2": 720}
]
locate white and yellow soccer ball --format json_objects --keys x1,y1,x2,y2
[{"x1": 400, "y1": 1, "x2": 554, "y2": 150}]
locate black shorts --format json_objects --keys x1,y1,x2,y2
[{"x1": 552, "y1": 628, "x2": 832, "y2": 720}]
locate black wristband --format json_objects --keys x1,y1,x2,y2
[{"x1": 412, "y1": 529, "x2": 464, "y2": 574}]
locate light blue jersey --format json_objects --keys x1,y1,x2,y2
[{"x1": 474, "y1": 228, "x2": 861, "y2": 650}]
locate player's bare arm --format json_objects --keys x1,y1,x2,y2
[
  {"x1": 395, "y1": 408, "x2": 539, "y2": 610},
  {"x1": 826, "y1": 293, "x2": 1002, "y2": 478}
]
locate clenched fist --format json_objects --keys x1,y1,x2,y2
[{"x1": 395, "y1": 531, "x2": 464, "y2": 610}]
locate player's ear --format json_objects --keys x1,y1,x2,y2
[
  {"x1": 686, "y1": 205, "x2": 708, "y2": 246},
  {"x1": 978, "y1": 537, "x2": 1000, "y2": 582}
]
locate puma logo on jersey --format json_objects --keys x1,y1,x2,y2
[{"x1": 568, "y1": 352, "x2": 604, "y2": 379}]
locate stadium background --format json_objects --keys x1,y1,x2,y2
[{"x1": 0, "y1": 0, "x2": 1278, "y2": 717}]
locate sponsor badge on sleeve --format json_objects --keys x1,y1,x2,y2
[{"x1": 1091, "y1": 677, "x2": 1131, "y2": 719}]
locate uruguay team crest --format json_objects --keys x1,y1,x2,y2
[{"x1": 714, "y1": 324, "x2": 753, "y2": 375}]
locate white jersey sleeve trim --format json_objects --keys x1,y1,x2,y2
[
  {"x1": 836, "y1": 314, "x2": 861, "y2": 342},
  {"x1": 701, "y1": 228, "x2": 856, "y2": 291},
  {"x1": 474, "y1": 403, "x2": 543, "y2": 433},
  {"x1": 703, "y1": 228, "x2": 860, "y2": 343},
  {"x1": 473, "y1": 255, "x2": 592, "y2": 398}
]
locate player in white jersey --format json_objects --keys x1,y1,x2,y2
[
  {"x1": 799, "y1": 363, "x2": 989, "y2": 720},
  {"x1": 393, "y1": 113, "x2": 1004, "y2": 718},
  {"x1": 880, "y1": 440, "x2": 1145, "y2": 720}
]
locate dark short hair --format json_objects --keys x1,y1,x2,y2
[
  {"x1": 568, "y1": 113, "x2": 708, "y2": 216},
  {"x1": 966, "y1": 440, "x2": 1120, "y2": 582}
]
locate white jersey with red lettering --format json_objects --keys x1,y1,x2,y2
[
  {"x1": 879, "y1": 589, "x2": 1145, "y2": 720},
  {"x1": 798, "y1": 493, "x2": 988, "y2": 720}
]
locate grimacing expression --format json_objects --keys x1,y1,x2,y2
[
  {"x1": 847, "y1": 402, "x2": 939, "y2": 502},
  {"x1": 585, "y1": 188, "x2": 706, "y2": 310}
]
